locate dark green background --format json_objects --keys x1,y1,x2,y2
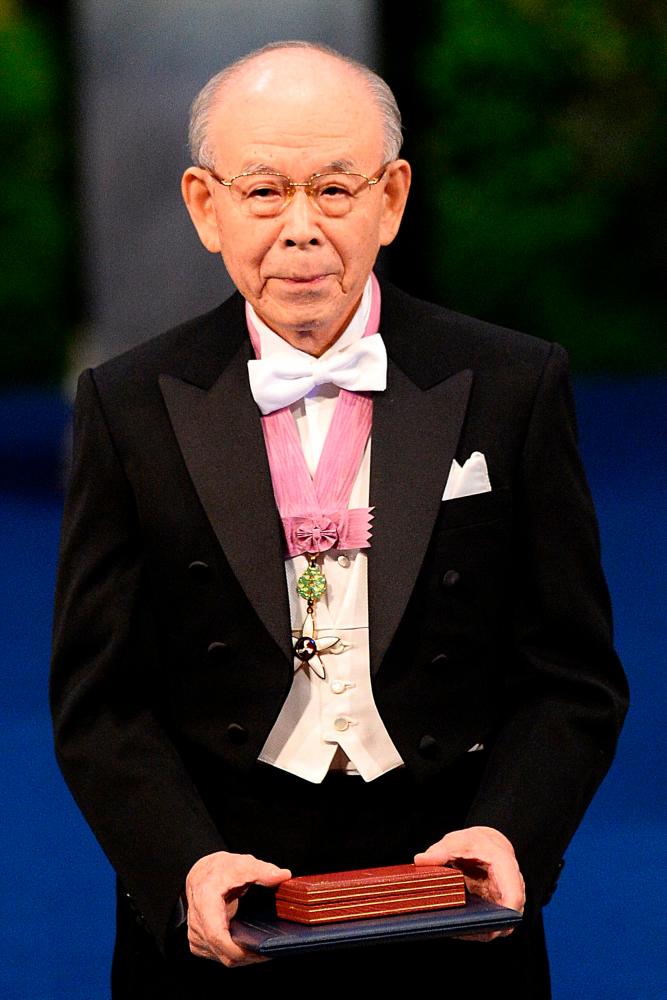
[
  {"x1": 1, "y1": 0, "x2": 665, "y2": 384},
  {"x1": 383, "y1": 0, "x2": 666, "y2": 371},
  {"x1": 1, "y1": 1, "x2": 78, "y2": 386}
]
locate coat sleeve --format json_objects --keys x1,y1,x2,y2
[
  {"x1": 463, "y1": 343, "x2": 629, "y2": 907},
  {"x1": 50, "y1": 368, "x2": 227, "y2": 952}
]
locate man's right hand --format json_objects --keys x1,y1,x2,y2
[{"x1": 185, "y1": 850, "x2": 292, "y2": 967}]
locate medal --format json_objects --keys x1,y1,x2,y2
[{"x1": 293, "y1": 554, "x2": 340, "y2": 679}]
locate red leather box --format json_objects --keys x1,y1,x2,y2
[{"x1": 275, "y1": 863, "x2": 466, "y2": 925}]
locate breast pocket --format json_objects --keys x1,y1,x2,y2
[{"x1": 437, "y1": 486, "x2": 512, "y2": 531}]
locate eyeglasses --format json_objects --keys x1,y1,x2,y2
[{"x1": 206, "y1": 164, "x2": 389, "y2": 218}]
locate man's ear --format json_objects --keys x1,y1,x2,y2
[
  {"x1": 378, "y1": 159, "x2": 411, "y2": 247},
  {"x1": 181, "y1": 167, "x2": 222, "y2": 253}
]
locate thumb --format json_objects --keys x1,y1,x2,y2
[
  {"x1": 252, "y1": 862, "x2": 292, "y2": 887},
  {"x1": 414, "y1": 847, "x2": 453, "y2": 866}
]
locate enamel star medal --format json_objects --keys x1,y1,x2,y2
[{"x1": 293, "y1": 554, "x2": 339, "y2": 679}]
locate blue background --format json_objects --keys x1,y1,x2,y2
[{"x1": 0, "y1": 380, "x2": 664, "y2": 998}]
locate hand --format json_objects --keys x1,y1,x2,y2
[
  {"x1": 414, "y1": 826, "x2": 525, "y2": 942},
  {"x1": 185, "y1": 850, "x2": 292, "y2": 967}
]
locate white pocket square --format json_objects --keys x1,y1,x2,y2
[{"x1": 442, "y1": 451, "x2": 492, "y2": 501}]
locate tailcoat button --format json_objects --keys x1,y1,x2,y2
[
  {"x1": 418, "y1": 734, "x2": 440, "y2": 759},
  {"x1": 207, "y1": 641, "x2": 230, "y2": 661},
  {"x1": 188, "y1": 560, "x2": 211, "y2": 581},
  {"x1": 226, "y1": 723, "x2": 248, "y2": 744},
  {"x1": 430, "y1": 653, "x2": 449, "y2": 667},
  {"x1": 441, "y1": 569, "x2": 461, "y2": 588}
]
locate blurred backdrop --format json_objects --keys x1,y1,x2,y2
[{"x1": 1, "y1": 1, "x2": 665, "y2": 997}]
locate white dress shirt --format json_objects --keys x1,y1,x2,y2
[{"x1": 249, "y1": 279, "x2": 405, "y2": 783}]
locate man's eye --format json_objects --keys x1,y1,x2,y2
[
  {"x1": 317, "y1": 182, "x2": 354, "y2": 199},
  {"x1": 247, "y1": 185, "x2": 282, "y2": 199}
]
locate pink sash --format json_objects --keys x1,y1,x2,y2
[{"x1": 246, "y1": 274, "x2": 381, "y2": 557}]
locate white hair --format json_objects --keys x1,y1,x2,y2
[{"x1": 188, "y1": 40, "x2": 403, "y2": 170}]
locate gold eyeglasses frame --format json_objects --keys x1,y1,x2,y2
[{"x1": 205, "y1": 162, "x2": 391, "y2": 216}]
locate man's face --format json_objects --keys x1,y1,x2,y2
[{"x1": 182, "y1": 51, "x2": 410, "y2": 355}]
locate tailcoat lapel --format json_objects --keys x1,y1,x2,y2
[
  {"x1": 368, "y1": 358, "x2": 472, "y2": 675},
  {"x1": 157, "y1": 281, "x2": 473, "y2": 677},
  {"x1": 159, "y1": 319, "x2": 293, "y2": 666}
]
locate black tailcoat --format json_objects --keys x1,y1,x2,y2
[{"x1": 50, "y1": 279, "x2": 628, "y2": 996}]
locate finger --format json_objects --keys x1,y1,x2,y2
[
  {"x1": 414, "y1": 846, "x2": 482, "y2": 872},
  {"x1": 452, "y1": 927, "x2": 516, "y2": 943},
  {"x1": 471, "y1": 843, "x2": 524, "y2": 912},
  {"x1": 187, "y1": 852, "x2": 291, "y2": 901},
  {"x1": 243, "y1": 859, "x2": 292, "y2": 887},
  {"x1": 413, "y1": 848, "x2": 459, "y2": 868},
  {"x1": 216, "y1": 926, "x2": 262, "y2": 967},
  {"x1": 222, "y1": 866, "x2": 292, "y2": 906},
  {"x1": 490, "y1": 855, "x2": 525, "y2": 912},
  {"x1": 189, "y1": 935, "x2": 266, "y2": 966},
  {"x1": 414, "y1": 829, "x2": 476, "y2": 866},
  {"x1": 213, "y1": 857, "x2": 291, "y2": 896},
  {"x1": 187, "y1": 885, "x2": 243, "y2": 955},
  {"x1": 189, "y1": 935, "x2": 270, "y2": 966},
  {"x1": 188, "y1": 906, "x2": 258, "y2": 966},
  {"x1": 446, "y1": 852, "x2": 522, "y2": 911}
]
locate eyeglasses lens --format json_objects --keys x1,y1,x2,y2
[{"x1": 230, "y1": 173, "x2": 367, "y2": 217}]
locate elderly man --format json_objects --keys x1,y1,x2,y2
[{"x1": 51, "y1": 41, "x2": 628, "y2": 998}]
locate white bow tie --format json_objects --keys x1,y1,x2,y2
[{"x1": 247, "y1": 332, "x2": 388, "y2": 414}]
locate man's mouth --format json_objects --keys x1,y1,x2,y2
[{"x1": 275, "y1": 274, "x2": 331, "y2": 284}]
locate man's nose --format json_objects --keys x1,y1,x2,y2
[{"x1": 279, "y1": 189, "x2": 322, "y2": 248}]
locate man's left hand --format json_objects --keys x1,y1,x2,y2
[{"x1": 414, "y1": 826, "x2": 525, "y2": 942}]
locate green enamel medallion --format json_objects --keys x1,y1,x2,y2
[{"x1": 297, "y1": 562, "x2": 327, "y2": 602}]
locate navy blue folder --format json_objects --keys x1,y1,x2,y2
[{"x1": 231, "y1": 894, "x2": 522, "y2": 957}]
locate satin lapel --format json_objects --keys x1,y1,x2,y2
[
  {"x1": 159, "y1": 343, "x2": 292, "y2": 664},
  {"x1": 368, "y1": 358, "x2": 473, "y2": 675}
]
